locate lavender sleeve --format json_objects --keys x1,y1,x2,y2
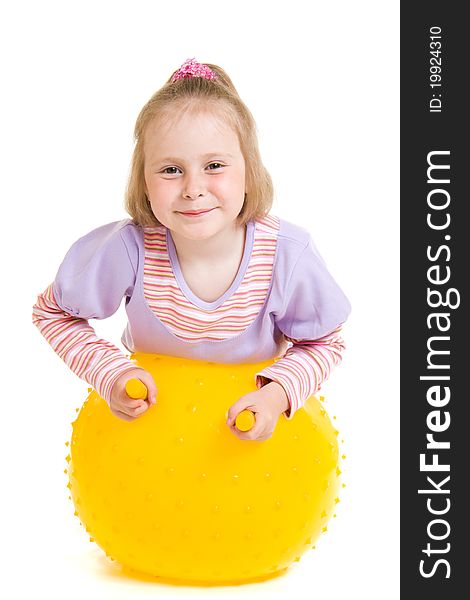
[
  {"x1": 52, "y1": 220, "x2": 137, "y2": 319},
  {"x1": 274, "y1": 235, "x2": 351, "y2": 340}
]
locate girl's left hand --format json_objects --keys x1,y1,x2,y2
[{"x1": 226, "y1": 382, "x2": 289, "y2": 441}]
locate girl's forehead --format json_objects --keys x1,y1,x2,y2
[
  {"x1": 149, "y1": 108, "x2": 233, "y2": 138},
  {"x1": 144, "y1": 108, "x2": 241, "y2": 154}
]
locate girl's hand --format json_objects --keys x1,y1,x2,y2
[
  {"x1": 109, "y1": 368, "x2": 158, "y2": 422},
  {"x1": 226, "y1": 382, "x2": 289, "y2": 441}
]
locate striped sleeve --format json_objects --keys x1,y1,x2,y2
[
  {"x1": 32, "y1": 283, "x2": 138, "y2": 404},
  {"x1": 254, "y1": 324, "x2": 346, "y2": 419}
]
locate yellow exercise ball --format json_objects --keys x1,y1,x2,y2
[{"x1": 67, "y1": 353, "x2": 341, "y2": 585}]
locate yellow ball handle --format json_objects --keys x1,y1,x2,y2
[
  {"x1": 235, "y1": 409, "x2": 256, "y2": 432},
  {"x1": 125, "y1": 378, "x2": 148, "y2": 400}
]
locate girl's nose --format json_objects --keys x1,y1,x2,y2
[{"x1": 182, "y1": 173, "x2": 207, "y2": 199}]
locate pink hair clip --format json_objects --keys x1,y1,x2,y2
[{"x1": 171, "y1": 58, "x2": 217, "y2": 83}]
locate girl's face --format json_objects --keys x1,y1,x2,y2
[{"x1": 143, "y1": 109, "x2": 247, "y2": 240}]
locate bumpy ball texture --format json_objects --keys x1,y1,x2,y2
[{"x1": 68, "y1": 353, "x2": 340, "y2": 585}]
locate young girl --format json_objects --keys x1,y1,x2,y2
[{"x1": 32, "y1": 58, "x2": 351, "y2": 442}]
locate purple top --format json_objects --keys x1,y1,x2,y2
[{"x1": 52, "y1": 216, "x2": 351, "y2": 364}]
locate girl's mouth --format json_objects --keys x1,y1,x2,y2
[{"x1": 179, "y1": 208, "x2": 215, "y2": 217}]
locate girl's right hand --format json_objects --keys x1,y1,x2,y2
[{"x1": 109, "y1": 368, "x2": 158, "y2": 422}]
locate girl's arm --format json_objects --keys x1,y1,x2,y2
[
  {"x1": 32, "y1": 283, "x2": 138, "y2": 405},
  {"x1": 255, "y1": 324, "x2": 347, "y2": 419},
  {"x1": 256, "y1": 227, "x2": 351, "y2": 420},
  {"x1": 32, "y1": 220, "x2": 141, "y2": 405}
]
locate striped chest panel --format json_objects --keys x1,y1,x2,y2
[{"x1": 142, "y1": 215, "x2": 280, "y2": 342}]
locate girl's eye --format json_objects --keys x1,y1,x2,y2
[
  {"x1": 162, "y1": 166, "x2": 181, "y2": 175},
  {"x1": 207, "y1": 162, "x2": 224, "y2": 170}
]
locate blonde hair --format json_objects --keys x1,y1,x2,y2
[{"x1": 125, "y1": 62, "x2": 273, "y2": 227}]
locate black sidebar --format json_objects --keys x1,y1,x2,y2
[{"x1": 401, "y1": 2, "x2": 468, "y2": 598}]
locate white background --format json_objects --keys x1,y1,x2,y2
[{"x1": 1, "y1": 1, "x2": 399, "y2": 598}]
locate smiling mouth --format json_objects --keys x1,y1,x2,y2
[{"x1": 179, "y1": 208, "x2": 215, "y2": 216}]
